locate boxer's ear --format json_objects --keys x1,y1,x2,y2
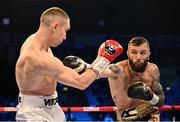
[
  {"x1": 147, "y1": 51, "x2": 151, "y2": 60},
  {"x1": 53, "y1": 22, "x2": 59, "y2": 31},
  {"x1": 126, "y1": 50, "x2": 130, "y2": 58}
]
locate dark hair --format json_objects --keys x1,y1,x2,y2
[{"x1": 128, "y1": 36, "x2": 150, "y2": 48}]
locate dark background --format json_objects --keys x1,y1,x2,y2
[
  {"x1": 0, "y1": 0, "x2": 180, "y2": 34},
  {"x1": 0, "y1": 0, "x2": 180, "y2": 121}
]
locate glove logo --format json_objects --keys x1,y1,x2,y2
[
  {"x1": 105, "y1": 45, "x2": 115, "y2": 55},
  {"x1": 144, "y1": 86, "x2": 150, "y2": 97},
  {"x1": 63, "y1": 55, "x2": 87, "y2": 74}
]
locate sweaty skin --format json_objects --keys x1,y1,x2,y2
[
  {"x1": 101, "y1": 37, "x2": 165, "y2": 122},
  {"x1": 16, "y1": 7, "x2": 124, "y2": 122},
  {"x1": 15, "y1": 18, "x2": 98, "y2": 96},
  {"x1": 107, "y1": 60, "x2": 162, "y2": 109},
  {"x1": 16, "y1": 34, "x2": 57, "y2": 96},
  {"x1": 102, "y1": 42, "x2": 164, "y2": 109}
]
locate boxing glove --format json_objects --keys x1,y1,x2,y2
[
  {"x1": 98, "y1": 40, "x2": 123, "y2": 62},
  {"x1": 63, "y1": 55, "x2": 87, "y2": 74},
  {"x1": 127, "y1": 82, "x2": 159, "y2": 105},
  {"x1": 90, "y1": 40, "x2": 123, "y2": 77}
]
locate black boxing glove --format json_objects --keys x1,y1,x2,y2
[
  {"x1": 63, "y1": 55, "x2": 87, "y2": 74},
  {"x1": 127, "y1": 82, "x2": 159, "y2": 105}
]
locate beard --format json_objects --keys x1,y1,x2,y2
[{"x1": 129, "y1": 59, "x2": 148, "y2": 73}]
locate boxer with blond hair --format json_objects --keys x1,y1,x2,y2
[{"x1": 15, "y1": 7, "x2": 123, "y2": 121}]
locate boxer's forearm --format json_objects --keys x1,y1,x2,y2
[{"x1": 153, "y1": 95, "x2": 165, "y2": 107}]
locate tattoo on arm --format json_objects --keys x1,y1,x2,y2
[
  {"x1": 152, "y1": 81, "x2": 164, "y2": 96},
  {"x1": 151, "y1": 67, "x2": 165, "y2": 107},
  {"x1": 109, "y1": 64, "x2": 121, "y2": 75},
  {"x1": 152, "y1": 81, "x2": 165, "y2": 107}
]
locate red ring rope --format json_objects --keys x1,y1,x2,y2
[{"x1": 0, "y1": 105, "x2": 179, "y2": 112}]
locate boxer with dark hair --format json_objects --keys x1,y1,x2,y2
[{"x1": 101, "y1": 36, "x2": 165, "y2": 121}]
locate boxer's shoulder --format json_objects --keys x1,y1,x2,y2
[
  {"x1": 146, "y1": 63, "x2": 159, "y2": 74},
  {"x1": 149, "y1": 63, "x2": 159, "y2": 71},
  {"x1": 116, "y1": 60, "x2": 128, "y2": 67},
  {"x1": 116, "y1": 60, "x2": 129, "y2": 72}
]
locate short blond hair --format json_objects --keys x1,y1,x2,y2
[{"x1": 40, "y1": 7, "x2": 70, "y2": 26}]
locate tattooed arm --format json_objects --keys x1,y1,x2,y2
[
  {"x1": 99, "y1": 63, "x2": 121, "y2": 78},
  {"x1": 150, "y1": 64, "x2": 165, "y2": 107}
]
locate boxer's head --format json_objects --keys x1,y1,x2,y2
[
  {"x1": 40, "y1": 7, "x2": 70, "y2": 47},
  {"x1": 40, "y1": 7, "x2": 70, "y2": 27},
  {"x1": 127, "y1": 37, "x2": 150, "y2": 73}
]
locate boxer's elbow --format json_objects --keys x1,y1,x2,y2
[
  {"x1": 75, "y1": 78, "x2": 92, "y2": 90},
  {"x1": 74, "y1": 82, "x2": 88, "y2": 90},
  {"x1": 78, "y1": 85, "x2": 87, "y2": 90}
]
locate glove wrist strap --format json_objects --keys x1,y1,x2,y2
[
  {"x1": 149, "y1": 93, "x2": 159, "y2": 105},
  {"x1": 90, "y1": 56, "x2": 110, "y2": 78}
]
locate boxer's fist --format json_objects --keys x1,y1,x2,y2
[
  {"x1": 127, "y1": 82, "x2": 159, "y2": 105},
  {"x1": 90, "y1": 40, "x2": 123, "y2": 77},
  {"x1": 128, "y1": 82, "x2": 153, "y2": 100},
  {"x1": 63, "y1": 56, "x2": 87, "y2": 74},
  {"x1": 98, "y1": 40, "x2": 123, "y2": 62}
]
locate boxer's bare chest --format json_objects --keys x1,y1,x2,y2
[
  {"x1": 19, "y1": 48, "x2": 56, "y2": 95},
  {"x1": 109, "y1": 68, "x2": 153, "y2": 109}
]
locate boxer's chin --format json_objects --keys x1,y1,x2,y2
[
  {"x1": 51, "y1": 43, "x2": 60, "y2": 47},
  {"x1": 129, "y1": 59, "x2": 148, "y2": 73}
]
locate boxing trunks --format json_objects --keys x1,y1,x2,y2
[
  {"x1": 16, "y1": 91, "x2": 66, "y2": 121},
  {"x1": 116, "y1": 102, "x2": 159, "y2": 121}
]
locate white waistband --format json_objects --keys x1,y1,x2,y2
[{"x1": 18, "y1": 92, "x2": 58, "y2": 107}]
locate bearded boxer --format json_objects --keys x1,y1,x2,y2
[
  {"x1": 15, "y1": 7, "x2": 123, "y2": 121},
  {"x1": 101, "y1": 37, "x2": 165, "y2": 121}
]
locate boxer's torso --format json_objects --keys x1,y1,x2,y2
[
  {"x1": 108, "y1": 60, "x2": 154, "y2": 109},
  {"x1": 16, "y1": 34, "x2": 57, "y2": 96}
]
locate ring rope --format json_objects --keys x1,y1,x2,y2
[{"x1": 0, "y1": 105, "x2": 179, "y2": 112}]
